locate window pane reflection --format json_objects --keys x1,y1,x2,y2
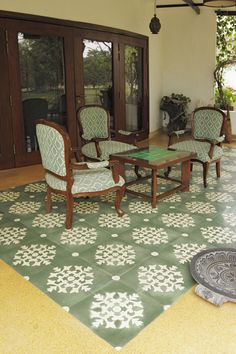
[{"x1": 18, "y1": 32, "x2": 66, "y2": 152}]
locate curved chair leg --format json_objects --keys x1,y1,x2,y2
[
  {"x1": 134, "y1": 165, "x2": 142, "y2": 179},
  {"x1": 115, "y1": 186, "x2": 125, "y2": 217},
  {"x1": 164, "y1": 166, "x2": 171, "y2": 178},
  {"x1": 66, "y1": 193, "x2": 74, "y2": 229},
  {"x1": 216, "y1": 160, "x2": 221, "y2": 178},
  {"x1": 203, "y1": 162, "x2": 209, "y2": 188},
  {"x1": 46, "y1": 187, "x2": 52, "y2": 213}
]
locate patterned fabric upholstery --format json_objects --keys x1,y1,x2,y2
[
  {"x1": 80, "y1": 106, "x2": 109, "y2": 140},
  {"x1": 82, "y1": 141, "x2": 137, "y2": 161},
  {"x1": 193, "y1": 109, "x2": 224, "y2": 140},
  {"x1": 45, "y1": 168, "x2": 125, "y2": 193},
  {"x1": 169, "y1": 140, "x2": 223, "y2": 163},
  {"x1": 36, "y1": 124, "x2": 66, "y2": 176}
]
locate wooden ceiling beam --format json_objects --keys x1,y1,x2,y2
[
  {"x1": 182, "y1": 0, "x2": 201, "y2": 14},
  {"x1": 156, "y1": 1, "x2": 202, "y2": 14}
]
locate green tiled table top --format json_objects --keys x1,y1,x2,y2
[{"x1": 128, "y1": 147, "x2": 177, "y2": 161}]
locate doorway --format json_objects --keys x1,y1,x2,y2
[{"x1": 0, "y1": 13, "x2": 148, "y2": 170}]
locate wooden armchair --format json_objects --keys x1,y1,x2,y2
[
  {"x1": 36, "y1": 119, "x2": 125, "y2": 229},
  {"x1": 167, "y1": 107, "x2": 226, "y2": 187},
  {"x1": 76, "y1": 105, "x2": 138, "y2": 162}
]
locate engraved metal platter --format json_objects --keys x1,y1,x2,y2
[{"x1": 190, "y1": 248, "x2": 236, "y2": 300}]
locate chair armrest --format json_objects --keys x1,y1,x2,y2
[
  {"x1": 71, "y1": 147, "x2": 84, "y2": 162},
  {"x1": 71, "y1": 161, "x2": 109, "y2": 170},
  {"x1": 115, "y1": 130, "x2": 139, "y2": 145},
  {"x1": 168, "y1": 129, "x2": 190, "y2": 146},
  {"x1": 71, "y1": 159, "x2": 122, "y2": 184}
]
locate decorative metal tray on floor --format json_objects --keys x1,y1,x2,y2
[{"x1": 190, "y1": 248, "x2": 236, "y2": 300}]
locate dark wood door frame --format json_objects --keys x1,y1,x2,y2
[{"x1": 0, "y1": 10, "x2": 149, "y2": 170}]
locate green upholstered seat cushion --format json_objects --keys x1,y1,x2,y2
[
  {"x1": 81, "y1": 141, "x2": 137, "y2": 161},
  {"x1": 169, "y1": 140, "x2": 223, "y2": 163},
  {"x1": 45, "y1": 167, "x2": 125, "y2": 194}
]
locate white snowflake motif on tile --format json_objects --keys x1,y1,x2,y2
[
  {"x1": 128, "y1": 183, "x2": 151, "y2": 194},
  {"x1": 222, "y1": 184, "x2": 236, "y2": 193},
  {"x1": 95, "y1": 244, "x2": 135, "y2": 266},
  {"x1": 32, "y1": 213, "x2": 65, "y2": 228},
  {"x1": 100, "y1": 192, "x2": 127, "y2": 203},
  {"x1": 138, "y1": 264, "x2": 184, "y2": 292},
  {"x1": 222, "y1": 213, "x2": 236, "y2": 227},
  {"x1": 0, "y1": 191, "x2": 20, "y2": 202},
  {"x1": 132, "y1": 227, "x2": 168, "y2": 245},
  {"x1": 223, "y1": 165, "x2": 236, "y2": 172},
  {"x1": 156, "y1": 177, "x2": 172, "y2": 185},
  {"x1": 98, "y1": 213, "x2": 130, "y2": 228},
  {"x1": 9, "y1": 201, "x2": 41, "y2": 214},
  {"x1": 185, "y1": 201, "x2": 216, "y2": 214},
  {"x1": 90, "y1": 292, "x2": 143, "y2": 329},
  {"x1": 189, "y1": 185, "x2": 201, "y2": 193},
  {"x1": 128, "y1": 201, "x2": 159, "y2": 214},
  {"x1": 47, "y1": 265, "x2": 94, "y2": 293},
  {"x1": 223, "y1": 149, "x2": 236, "y2": 157},
  {"x1": 206, "y1": 192, "x2": 233, "y2": 203},
  {"x1": 162, "y1": 194, "x2": 181, "y2": 203},
  {"x1": 162, "y1": 213, "x2": 195, "y2": 228},
  {"x1": 139, "y1": 168, "x2": 151, "y2": 177},
  {"x1": 51, "y1": 194, "x2": 66, "y2": 203},
  {"x1": 173, "y1": 243, "x2": 207, "y2": 264},
  {"x1": 220, "y1": 170, "x2": 232, "y2": 179},
  {"x1": 192, "y1": 176, "x2": 217, "y2": 185},
  {"x1": 168, "y1": 169, "x2": 181, "y2": 178},
  {"x1": 60, "y1": 227, "x2": 97, "y2": 245},
  {"x1": 0, "y1": 227, "x2": 27, "y2": 246},
  {"x1": 201, "y1": 226, "x2": 236, "y2": 244},
  {"x1": 13, "y1": 244, "x2": 56, "y2": 266},
  {"x1": 191, "y1": 164, "x2": 203, "y2": 172},
  {"x1": 24, "y1": 183, "x2": 47, "y2": 193},
  {"x1": 125, "y1": 169, "x2": 137, "y2": 179},
  {"x1": 74, "y1": 201, "x2": 99, "y2": 214}
]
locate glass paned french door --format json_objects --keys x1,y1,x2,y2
[
  {"x1": 18, "y1": 32, "x2": 66, "y2": 152},
  {"x1": 124, "y1": 45, "x2": 143, "y2": 132},
  {"x1": 0, "y1": 15, "x2": 148, "y2": 170},
  {"x1": 82, "y1": 39, "x2": 114, "y2": 128}
]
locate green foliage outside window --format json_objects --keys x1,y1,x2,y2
[{"x1": 215, "y1": 14, "x2": 236, "y2": 109}]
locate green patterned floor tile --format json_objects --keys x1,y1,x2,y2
[
  {"x1": 69, "y1": 281, "x2": 163, "y2": 348},
  {"x1": 118, "y1": 255, "x2": 190, "y2": 305},
  {"x1": 1, "y1": 147, "x2": 236, "y2": 349},
  {"x1": 78, "y1": 238, "x2": 151, "y2": 277},
  {"x1": 28, "y1": 255, "x2": 113, "y2": 307}
]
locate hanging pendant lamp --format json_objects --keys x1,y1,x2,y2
[
  {"x1": 203, "y1": 0, "x2": 236, "y2": 7},
  {"x1": 149, "y1": 0, "x2": 161, "y2": 34}
]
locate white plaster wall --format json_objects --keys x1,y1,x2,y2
[
  {"x1": 159, "y1": 7, "x2": 216, "y2": 113},
  {"x1": 0, "y1": 0, "x2": 217, "y2": 134}
]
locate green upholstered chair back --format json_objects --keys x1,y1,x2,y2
[
  {"x1": 79, "y1": 105, "x2": 109, "y2": 140},
  {"x1": 36, "y1": 121, "x2": 68, "y2": 177},
  {"x1": 193, "y1": 108, "x2": 224, "y2": 140}
]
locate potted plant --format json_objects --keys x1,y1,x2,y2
[
  {"x1": 214, "y1": 59, "x2": 236, "y2": 111},
  {"x1": 214, "y1": 86, "x2": 236, "y2": 111},
  {"x1": 160, "y1": 93, "x2": 191, "y2": 134}
]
